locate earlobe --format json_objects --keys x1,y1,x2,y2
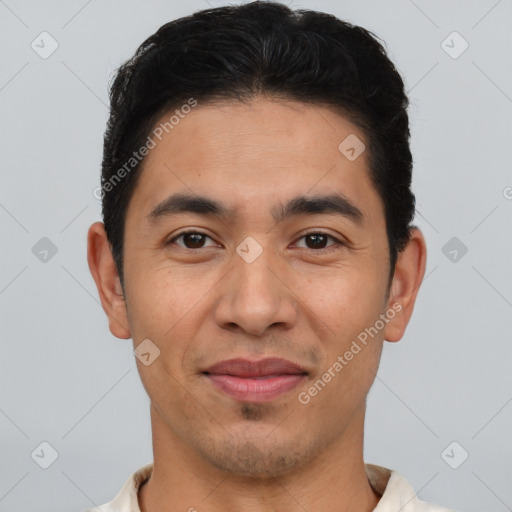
[
  {"x1": 87, "y1": 222, "x2": 131, "y2": 339},
  {"x1": 383, "y1": 227, "x2": 427, "y2": 343}
]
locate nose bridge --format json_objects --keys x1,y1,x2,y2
[
  {"x1": 214, "y1": 236, "x2": 297, "y2": 335},
  {"x1": 235, "y1": 242, "x2": 277, "y2": 301}
]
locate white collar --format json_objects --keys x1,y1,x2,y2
[{"x1": 89, "y1": 462, "x2": 455, "y2": 512}]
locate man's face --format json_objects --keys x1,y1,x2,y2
[{"x1": 121, "y1": 98, "x2": 394, "y2": 477}]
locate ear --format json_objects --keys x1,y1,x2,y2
[
  {"x1": 87, "y1": 221, "x2": 131, "y2": 339},
  {"x1": 383, "y1": 227, "x2": 427, "y2": 343}
]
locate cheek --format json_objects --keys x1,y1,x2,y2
[
  {"x1": 304, "y1": 268, "x2": 384, "y2": 337},
  {"x1": 126, "y1": 267, "x2": 217, "y2": 388},
  {"x1": 125, "y1": 265, "x2": 212, "y2": 339},
  {"x1": 137, "y1": 357, "x2": 195, "y2": 432}
]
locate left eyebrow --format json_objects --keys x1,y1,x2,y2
[
  {"x1": 271, "y1": 193, "x2": 364, "y2": 225},
  {"x1": 146, "y1": 192, "x2": 364, "y2": 226}
]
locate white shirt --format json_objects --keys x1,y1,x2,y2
[{"x1": 85, "y1": 462, "x2": 456, "y2": 512}]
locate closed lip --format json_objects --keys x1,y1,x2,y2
[{"x1": 203, "y1": 357, "x2": 308, "y2": 378}]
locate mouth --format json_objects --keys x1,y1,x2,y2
[{"x1": 202, "y1": 357, "x2": 308, "y2": 403}]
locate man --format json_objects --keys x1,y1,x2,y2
[{"x1": 86, "y1": 1, "x2": 454, "y2": 510}]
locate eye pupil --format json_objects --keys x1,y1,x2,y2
[
  {"x1": 184, "y1": 233, "x2": 205, "y2": 248},
  {"x1": 306, "y1": 234, "x2": 327, "y2": 249}
]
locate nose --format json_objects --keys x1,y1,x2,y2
[{"x1": 213, "y1": 247, "x2": 298, "y2": 337}]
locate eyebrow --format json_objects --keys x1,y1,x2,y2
[{"x1": 147, "y1": 192, "x2": 364, "y2": 226}]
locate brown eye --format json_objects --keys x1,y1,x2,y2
[
  {"x1": 304, "y1": 233, "x2": 328, "y2": 249},
  {"x1": 167, "y1": 231, "x2": 216, "y2": 249},
  {"x1": 295, "y1": 232, "x2": 341, "y2": 251}
]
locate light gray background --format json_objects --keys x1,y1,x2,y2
[{"x1": 1, "y1": 1, "x2": 511, "y2": 511}]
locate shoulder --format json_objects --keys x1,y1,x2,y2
[
  {"x1": 83, "y1": 462, "x2": 153, "y2": 512},
  {"x1": 366, "y1": 463, "x2": 457, "y2": 512}
]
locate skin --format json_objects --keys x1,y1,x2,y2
[{"x1": 87, "y1": 97, "x2": 426, "y2": 512}]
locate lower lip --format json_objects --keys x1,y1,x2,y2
[{"x1": 205, "y1": 374, "x2": 306, "y2": 402}]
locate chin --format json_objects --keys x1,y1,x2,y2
[{"x1": 194, "y1": 431, "x2": 321, "y2": 479}]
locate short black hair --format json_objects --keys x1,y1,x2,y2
[{"x1": 100, "y1": 0, "x2": 416, "y2": 292}]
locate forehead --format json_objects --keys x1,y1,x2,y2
[{"x1": 125, "y1": 98, "x2": 383, "y2": 226}]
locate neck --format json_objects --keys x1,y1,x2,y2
[{"x1": 139, "y1": 404, "x2": 381, "y2": 512}]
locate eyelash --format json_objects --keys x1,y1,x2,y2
[{"x1": 166, "y1": 230, "x2": 345, "y2": 254}]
